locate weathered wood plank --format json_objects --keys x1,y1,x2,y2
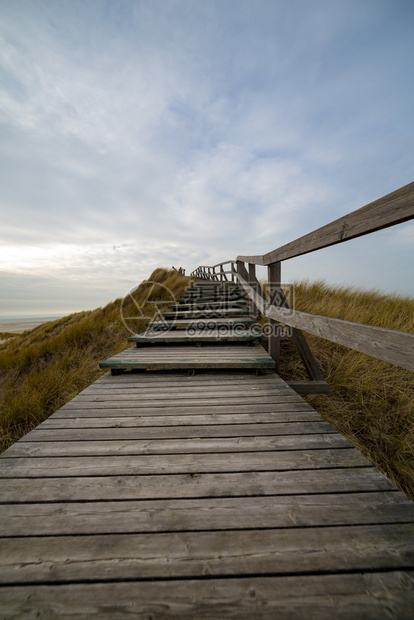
[
  {"x1": 147, "y1": 318, "x2": 254, "y2": 329},
  {"x1": 74, "y1": 388, "x2": 297, "y2": 400},
  {"x1": 32, "y1": 411, "x2": 328, "y2": 427},
  {"x1": 237, "y1": 181, "x2": 414, "y2": 265},
  {"x1": 93, "y1": 371, "x2": 284, "y2": 385},
  {"x1": 0, "y1": 469, "x2": 397, "y2": 503},
  {"x1": 1, "y1": 492, "x2": 413, "y2": 537},
  {"x1": 288, "y1": 380, "x2": 332, "y2": 394},
  {"x1": 1, "y1": 572, "x2": 412, "y2": 619},
  {"x1": 92, "y1": 370, "x2": 286, "y2": 390},
  {"x1": 17, "y1": 422, "x2": 339, "y2": 442},
  {"x1": 1, "y1": 524, "x2": 413, "y2": 583},
  {"x1": 128, "y1": 330, "x2": 261, "y2": 344},
  {"x1": 7, "y1": 433, "x2": 349, "y2": 456},
  {"x1": 68, "y1": 387, "x2": 299, "y2": 402},
  {"x1": 80, "y1": 377, "x2": 292, "y2": 391},
  {"x1": 59, "y1": 396, "x2": 307, "y2": 410},
  {"x1": 173, "y1": 301, "x2": 248, "y2": 308},
  {"x1": 161, "y1": 309, "x2": 248, "y2": 318},
  {"x1": 100, "y1": 359, "x2": 275, "y2": 370},
  {"x1": 54, "y1": 403, "x2": 316, "y2": 417},
  {"x1": 267, "y1": 261, "x2": 281, "y2": 369},
  {"x1": 0, "y1": 449, "x2": 370, "y2": 477}
]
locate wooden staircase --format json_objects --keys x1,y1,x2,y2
[
  {"x1": 99, "y1": 281, "x2": 274, "y2": 372},
  {"x1": 1, "y1": 277, "x2": 413, "y2": 616}
]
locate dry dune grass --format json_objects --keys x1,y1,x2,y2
[
  {"x1": 273, "y1": 280, "x2": 414, "y2": 499},
  {"x1": 0, "y1": 269, "x2": 190, "y2": 452}
]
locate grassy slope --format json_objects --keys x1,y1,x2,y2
[
  {"x1": 274, "y1": 280, "x2": 414, "y2": 499},
  {"x1": 0, "y1": 269, "x2": 190, "y2": 452}
]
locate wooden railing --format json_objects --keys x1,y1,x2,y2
[
  {"x1": 191, "y1": 182, "x2": 414, "y2": 386},
  {"x1": 192, "y1": 260, "x2": 237, "y2": 282}
]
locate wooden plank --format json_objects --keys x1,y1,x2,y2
[
  {"x1": 128, "y1": 331, "x2": 261, "y2": 344},
  {"x1": 1, "y1": 492, "x2": 413, "y2": 537},
  {"x1": 0, "y1": 524, "x2": 413, "y2": 583},
  {"x1": 173, "y1": 301, "x2": 248, "y2": 308},
  {"x1": 68, "y1": 387, "x2": 299, "y2": 401},
  {"x1": 146, "y1": 318, "x2": 254, "y2": 329},
  {"x1": 288, "y1": 381, "x2": 332, "y2": 394},
  {"x1": 94, "y1": 371, "x2": 283, "y2": 385},
  {"x1": 59, "y1": 396, "x2": 306, "y2": 410},
  {"x1": 181, "y1": 296, "x2": 246, "y2": 303},
  {"x1": 161, "y1": 309, "x2": 248, "y2": 317},
  {"x1": 70, "y1": 378, "x2": 295, "y2": 398},
  {"x1": 86, "y1": 383, "x2": 289, "y2": 394},
  {"x1": 0, "y1": 469, "x2": 397, "y2": 502},
  {"x1": 79, "y1": 383, "x2": 293, "y2": 395},
  {"x1": 89, "y1": 380, "x2": 284, "y2": 392},
  {"x1": 0, "y1": 449, "x2": 370, "y2": 477},
  {"x1": 0, "y1": 572, "x2": 412, "y2": 618},
  {"x1": 15, "y1": 422, "x2": 338, "y2": 443},
  {"x1": 42, "y1": 410, "x2": 321, "y2": 426},
  {"x1": 54, "y1": 404, "x2": 321, "y2": 417},
  {"x1": 100, "y1": 360, "x2": 276, "y2": 370},
  {"x1": 237, "y1": 181, "x2": 414, "y2": 265},
  {"x1": 268, "y1": 261, "x2": 281, "y2": 369},
  {"x1": 8, "y1": 433, "x2": 349, "y2": 456}
]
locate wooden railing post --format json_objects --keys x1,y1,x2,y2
[
  {"x1": 236, "y1": 260, "x2": 249, "y2": 280},
  {"x1": 248, "y1": 263, "x2": 258, "y2": 319},
  {"x1": 268, "y1": 261, "x2": 281, "y2": 370}
]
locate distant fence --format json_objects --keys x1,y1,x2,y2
[{"x1": 191, "y1": 182, "x2": 414, "y2": 375}]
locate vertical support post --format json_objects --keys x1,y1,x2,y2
[
  {"x1": 268, "y1": 261, "x2": 281, "y2": 371},
  {"x1": 248, "y1": 263, "x2": 258, "y2": 319},
  {"x1": 236, "y1": 260, "x2": 247, "y2": 277}
]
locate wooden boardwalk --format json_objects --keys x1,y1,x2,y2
[{"x1": 0, "y1": 281, "x2": 413, "y2": 617}]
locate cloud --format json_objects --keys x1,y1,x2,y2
[{"x1": 0, "y1": 0, "x2": 413, "y2": 314}]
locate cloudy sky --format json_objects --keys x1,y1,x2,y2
[{"x1": 1, "y1": 0, "x2": 413, "y2": 315}]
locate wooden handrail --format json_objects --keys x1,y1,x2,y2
[
  {"x1": 193, "y1": 265, "x2": 414, "y2": 372},
  {"x1": 237, "y1": 181, "x2": 414, "y2": 265},
  {"x1": 190, "y1": 183, "x2": 414, "y2": 373}
]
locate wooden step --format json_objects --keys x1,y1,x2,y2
[
  {"x1": 99, "y1": 343, "x2": 275, "y2": 372},
  {"x1": 146, "y1": 317, "x2": 255, "y2": 330},
  {"x1": 182, "y1": 294, "x2": 246, "y2": 303},
  {"x1": 161, "y1": 309, "x2": 249, "y2": 319},
  {"x1": 128, "y1": 329, "x2": 262, "y2": 346},
  {"x1": 169, "y1": 302, "x2": 249, "y2": 314},
  {"x1": 174, "y1": 301, "x2": 248, "y2": 309},
  {"x1": 190, "y1": 282, "x2": 238, "y2": 287}
]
